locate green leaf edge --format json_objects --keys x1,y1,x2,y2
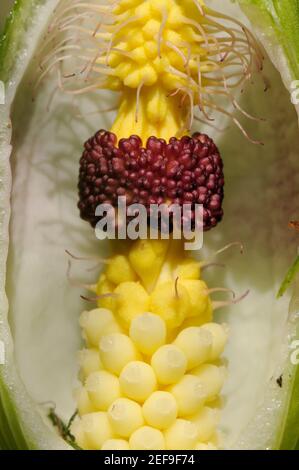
[
  {"x1": 0, "y1": 0, "x2": 39, "y2": 83},
  {"x1": 276, "y1": 274, "x2": 299, "y2": 450},
  {"x1": 237, "y1": 0, "x2": 299, "y2": 449},
  {"x1": 277, "y1": 255, "x2": 299, "y2": 298},
  {"x1": 279, "y1": 358, "x2": 299, "y2": 449},
  {"x1": 239, "y1": 0, "x2": 299, "y2": 79},
  {"x1": 238, "y1": 0, "x2": 299, "y2": 451},
  {"x1": 0, "y1": 0, "x2": 40, "y2": 450},
  {"x1": 0, "y1": 379, "x2": 34, "y2": 450}
]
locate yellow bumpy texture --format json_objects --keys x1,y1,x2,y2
[
  {"x1": 107, "y1": 0, "x2": 209, "y2": 140},
  {"x1": 72, "y1": 239, "x2": 228, "y2": 450}
]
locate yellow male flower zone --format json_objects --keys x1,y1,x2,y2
[{"x1": 40, "y1": 0, "x2": 262, "y2": 141}]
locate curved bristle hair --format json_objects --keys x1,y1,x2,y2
[{"x1": 37, "y1": 0, "x2": 264, "y2": 141}]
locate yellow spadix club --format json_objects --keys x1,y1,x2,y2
[{"x1": 36, "y1": 0, "x2": 262, "y2": 452}]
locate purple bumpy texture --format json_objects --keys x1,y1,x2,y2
[{"x1": 78, "y1": 130, "x2": 224, "y2": 232}]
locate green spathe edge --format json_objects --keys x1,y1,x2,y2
[
  {"x1": 0, "y1": 0, "x2": 71, "y2": 450},
  {"x1": 0, "y1": 0, "x2": 298, "y2": 450},
  {"x1": 238, "y1": 0, "x2": 299, "y2": 449},
  {"x1": 240, "y1": 0, "x2": 299, "y2": 78},
  {"x1": 277, "y1": 256, "x2": 299, "y2": 299}
]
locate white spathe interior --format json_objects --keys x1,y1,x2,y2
[{"x1": 5, "y1": 0, "x2": 299, "y2": 449}]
